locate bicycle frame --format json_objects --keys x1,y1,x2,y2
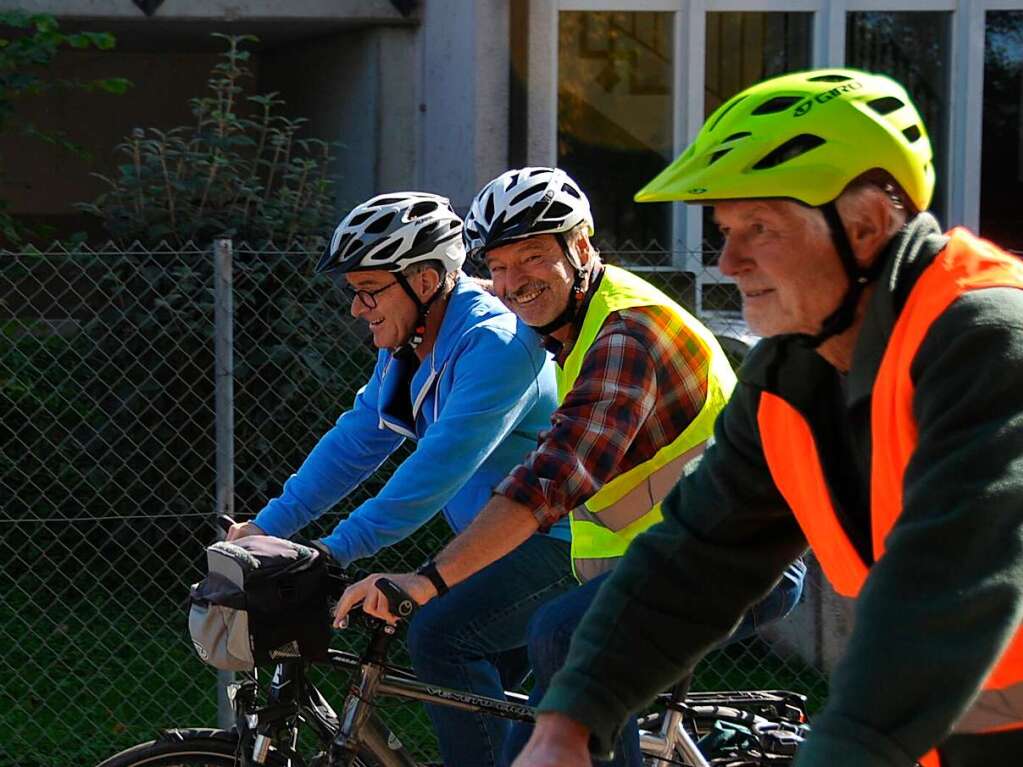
[
  {"x1": 229, "y1": 615, "x2": 808, "y2": 767},
  {"x1": 229, "y1": 628, "x2": 719, "y2": 767}
]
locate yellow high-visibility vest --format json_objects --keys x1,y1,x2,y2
[{"x1": 557, "y1": 265, "x2": 736, "y2": 582}]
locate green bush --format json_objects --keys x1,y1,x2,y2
[{"x1": 77, "y1": 34, "x2": 337, "y2": 248}]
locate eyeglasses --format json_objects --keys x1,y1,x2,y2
[{"x1": 342, "y1": 280, "x2": 400, "y2": 309}]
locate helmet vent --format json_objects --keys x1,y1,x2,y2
[
  {"x1": 722, "y1": 131, "x2": 752, "y2": 143},
  {"x1": 563, "y1": 183, "x2": 582, "y2": 199},
  {"x1": 808, "y1": 73, "x2": 852, "y2": 83},
  {"x1": 547, "y1": 201, "x2": 573, "y2": 219},
  {"x1": 348, "y1": 211, "x2": 373, "y2": 226},
  {"x1": 752, "y1": 96, "x2": 802, "y2": 115},
  {"x1": 484, "y1": 193, "x2": 495, "y2": 221},
  {"x1": 867, "y1": 96, "x2": 905, "y2": 116},
  {"x1": 374, "y1": 196, "x2": 405, "y2": 206},
  {"x1": 707, "y1": 148, "x2": 732, "y2": 166},
  {"x1": 753, "y1": 134, "x2": 826, "y2": 170},
  {"x1": 409, "y1": 200, "x2": 439, "y2": 219},
  {"x1": 372, "y1": 238, "x2": 402, "y2": 262},
  {"x1": 411, "y1": 222, "x2": 438, "y2": 251},
  {"x1": 708, "y1": 95, "x2": 747, "y2": 132},
  {"x1": 902, "y1": 125, "x2": 922, "y2": 143},
  {"x1": 511, "y1": 183, "x2": 545, "y2": 207},
  {"x1": 503, "y1": 208, "x2": 529, "y2": 229},
  {"x1": 365, "y1": 213, "x2": 394, "y2": 235}
]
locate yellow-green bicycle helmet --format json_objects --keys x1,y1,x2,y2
[{"x1": 635, "y1": 68, "x2": 934, "y2": 212}]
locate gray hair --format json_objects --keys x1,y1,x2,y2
[{"x1": 403, "y1": 259, "x2": 457, "y2": 294}]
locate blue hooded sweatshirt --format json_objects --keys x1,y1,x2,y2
[{"x1": 253, "y1": 275, "x2": 567, "y2": 565}]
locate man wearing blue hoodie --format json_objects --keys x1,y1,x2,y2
[{"x1": 227, "y1": 192, "x2": 573, "y2": 767}]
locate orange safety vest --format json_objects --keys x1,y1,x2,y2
[{"x1": 757, "y1": 229, "x2": 1023, "y2": 767}]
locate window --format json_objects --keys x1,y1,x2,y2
[
  {"x1": 702, "y1": 12, "x2": 813, "y2": 253},
  {"x1": 981, "y1": 10, "x2": 1023, "y2": 251},
  {"x1": 845, "y1": 11, "x2": 951, "y2": 224},
  {"x1": 557, "y1": 11, "x2": 675, "y2": 249},
  {"x1": 705, "y1": 12, "x2": 813, "y2": 116}
]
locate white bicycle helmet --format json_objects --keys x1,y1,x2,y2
[
  {"x1": 316, "y1": 192, "x2": 465, "y2": 276},
  {"x1": 317, "y1": 192, "x2": 465, "y2": 353},
  {"x1": 463, "y1": 167, "x2": 594, "y2": 264}
]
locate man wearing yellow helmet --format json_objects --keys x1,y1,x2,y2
[{"x1": 513, "y1": 69, "x2": 1023, "y2": 767}]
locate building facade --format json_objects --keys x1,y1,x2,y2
[{"x1": 6, "y1": 0, "x2": 1021, "y2": 259}]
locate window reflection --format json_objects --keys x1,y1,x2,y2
[
  {"x1": 846, "y1": 12, "x2": 951, "y2": 225},
  {"x1": 557, "y1": 11, "x2": 674, "y2": 251},
  {"x1": 981, "y1": 11, "x2": 1023, "y2": 251},
  {"x1": 702, "y1": 12, "x2": 812, "y2": 255}
]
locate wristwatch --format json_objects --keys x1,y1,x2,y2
[{"x1": 416, "y1": 559, "x2": 449, "y2": 598}]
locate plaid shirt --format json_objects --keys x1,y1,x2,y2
[{"x1": 496, "y1": 272, "x2": 712, "y2": 530}]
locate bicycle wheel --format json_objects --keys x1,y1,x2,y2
[{"x1": 95, "y1": 727, "x2": 385, "y2": 767}]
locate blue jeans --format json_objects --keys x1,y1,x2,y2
[
  {"x1": 408, "y1": 533, "x2": 575, "y2": 767},
  {"x1": 502, "y1": 564, "x2": 806, "y2": 767}
]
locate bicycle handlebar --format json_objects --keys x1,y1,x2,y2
[{"x1": 374, "y1": 578, "x2": 417, "y2": 620}]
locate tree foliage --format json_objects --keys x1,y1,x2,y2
[{"x1": 78, "y1": 34, "x2": 338, "y2": 248}]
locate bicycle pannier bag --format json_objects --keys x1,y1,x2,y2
[{"x1": 188, "y1": 536, "x2": 338, "y2": 671}]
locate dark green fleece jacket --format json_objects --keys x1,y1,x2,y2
[{"x1": 539, "y1": 215, "x2": 1023, "y2": 766}]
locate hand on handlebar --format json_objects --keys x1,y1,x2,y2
[
  {"x1": 333, "y1": 572, "x2": 435, "y2": 629},
  {"x1": 225, "y1": 521, "x2": 265, "y2": 541}
]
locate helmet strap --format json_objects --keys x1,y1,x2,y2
[
  {"x1": 798, "y1": 201, "x2": 885, "y2": 349},
  {"x1": 529, "y1": 233, "x2": 588, "y2": 336},
  {"x1": 393, "y1": 271, "x2": 444, "y2": 353}
]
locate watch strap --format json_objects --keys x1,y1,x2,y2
[{"x1": 416, "y1": 559, "x2": 449, "y2": 597}]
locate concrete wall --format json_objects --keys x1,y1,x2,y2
[
  {"x1": 11, "y1": 0, "x2": 407, "y2": 23},
  {"x1": 419, "y1": 0, "x2": 510, "y2": 209},
  {"x1": 260, "y1": 25, "x2": 418, "y2": 216}
]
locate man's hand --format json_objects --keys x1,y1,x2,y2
[
  {"x1": 225, "y1": 521, "x2": 265, "y2": 541},
  {"x1": 333, "y1": 572, "x2": 436, "y2": 628},
  {"x1": 511, "y1": 712, "x2": 592, "y2": 767}
]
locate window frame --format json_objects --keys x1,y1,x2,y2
[{"x1": 528, "y1": 0, "x2": 1023, "y2": 275}]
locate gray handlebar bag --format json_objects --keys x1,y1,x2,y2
[{"x1": 188, "y1": 536, "x2": 337, "y2": 671}]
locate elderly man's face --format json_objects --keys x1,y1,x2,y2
[
  {"x1": 715, "y1": 199, "x2": 847, "y2": 338},
  {"x1": 485, "y1": 235, "x2": 576, "y2": 329},
  {"x1": 345, "y1": 270, "x2": 418, "y2": 349}
]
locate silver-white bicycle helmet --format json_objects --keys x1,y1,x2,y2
[
  {"x1": 463, "y1": 167, "x2": 594, "y2": 264},
  {"x1": 316, "y1": 192, "x2": 465, "y2": 276}
]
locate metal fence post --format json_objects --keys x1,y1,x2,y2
[{"x1": 214, "y1": 238, "x2": 235, "y2": 728}]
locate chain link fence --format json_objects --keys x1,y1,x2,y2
[{"x1": 1, "y1": 240, "x2": 828, "y2": 767}]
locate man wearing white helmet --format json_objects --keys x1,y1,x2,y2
[
  {"x1": 227, "y1": 192, "x2": 575, "y2": 766},
  {"x1": 337, "y1": 170, "x2": 806, "y2": 766}
]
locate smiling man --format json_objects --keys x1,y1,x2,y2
[
  {"x1": 510, "y1": 70, "x2": 1023, "y2": 767},
  {"x1": 337, "y1": 169, "x2": 806, "y2": 766},
  {"x1": 226, "y1": 192, "x2": 576, "y2": 767}
]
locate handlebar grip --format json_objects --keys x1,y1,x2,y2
[{"x1": 376, "y1": 578, "x2": 417, "y2": 620}]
